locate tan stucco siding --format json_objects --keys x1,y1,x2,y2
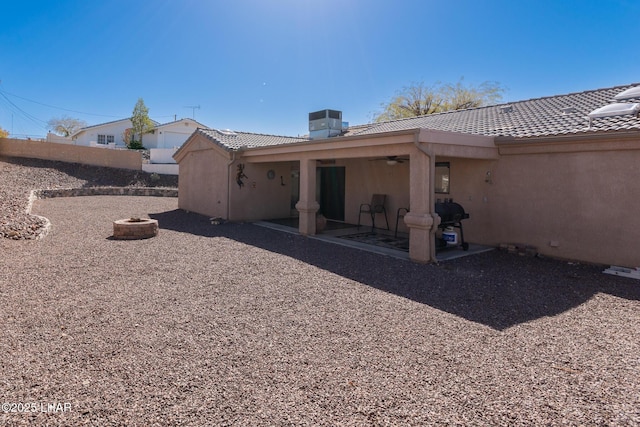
[
  {"x1": 433, "y1": 157, "x2": 496, "y2": 245},
  {"x1": 343, "y1": 159, "x2": 410, "y2": 230},
  {"x1": 178, "y1": 148, "x2": 229, "y2": 218},
  {"x1": 229, "y1": 162, "x2": 292, "y2": 221},
  {"x1": 483, "y1": 148, "x2": 640, "y2": 266},
  {"x1": 175, "y1": 128, "x2": 640, "y2": 267}
]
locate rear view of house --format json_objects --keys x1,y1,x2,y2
[{"x1": 175, "y1": 83, "x2": 640, "y2": 268}]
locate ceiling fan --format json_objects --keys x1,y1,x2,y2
[{"x1": 370, "y1": 156, "x2": 409, "y2": 165}]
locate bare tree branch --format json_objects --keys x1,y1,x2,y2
[
  {"x1": 374, "y1": 78, "x2": 505, "y2": 122},
  {"x1": 47, "y1": 116, "x2": 88, "y2": 137}
]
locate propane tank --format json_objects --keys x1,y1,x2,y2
[{"x1": 442, "y1": 226, "x2": 458, "y2": 247}]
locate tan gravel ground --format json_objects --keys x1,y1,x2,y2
[{"x1": 1, "y1": 159, "x2": 639, "y2": 426}]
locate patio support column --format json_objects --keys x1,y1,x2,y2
[
  {"x1": 295, "y1": 158, "x2": 319, "y2": 235},
  {"x1": 404, "y1": 149, "x2": 439, "y2": 263}
]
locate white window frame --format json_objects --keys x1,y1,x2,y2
[{"x1": 97, "y1": 134, "x2": 115, "y2": 145}]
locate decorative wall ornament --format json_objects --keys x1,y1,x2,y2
[{"x1": 236, "y1": 164, "x2": 248, "y2": 188}]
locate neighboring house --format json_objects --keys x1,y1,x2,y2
[
  {"x1": 144, "y1": 118, "x2": 208, "y2": 149},
  {"x1": 68, "y1": 117, "x2": 208, "y2": 176},
  {"x1": 71, "y1": 117, "x2": 206, "y2": 149},
  {"x1": 174, "y1": 83, "x2": 640, "y2": 267},
  {"x1": 71, "y1": 118, "x2": 149, "y2": 147}
]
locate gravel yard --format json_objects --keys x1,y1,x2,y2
[
  {"x1": 1, "y1": 157, "x2": 639, "y2": 426},
  {"x1": 0, "y1": 156, "x2": 177, "y2": 240}
]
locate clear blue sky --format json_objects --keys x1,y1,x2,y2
[{"x1": 1, "y1": 0, "x2": 639, "y2": 138}]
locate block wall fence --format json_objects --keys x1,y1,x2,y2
[{"x1": 0, "y1": 137, "x2": 142, "y2": 170}]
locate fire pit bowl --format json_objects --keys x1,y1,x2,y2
[{"x1": 112, "y1": 217, "x2": 158, "y2": 240}]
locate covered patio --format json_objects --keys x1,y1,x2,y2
[
  {"x1": 240, "y1": 128, "x2": 498, "y2": 263},
  {"x1": 256, "y1": 217, "x2": 494, "y2": 262}
]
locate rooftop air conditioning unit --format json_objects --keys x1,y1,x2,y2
[{"x1": 309, "y1": 109, "x2": 343, "y2": 139}]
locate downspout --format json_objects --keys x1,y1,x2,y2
[
  {"x1": 413, "y1": 129, "x2": 440, "y2": 263},
  {"x1": 226, "y1": 150, "x2": 237, "y2": 221}
]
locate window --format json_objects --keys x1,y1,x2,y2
[
  {"x1": 98, "y1": 134, "x2": 115, "y2": 144},
  {"x1": 435, "y1": 162, "x2": 450, "y2": 194}
]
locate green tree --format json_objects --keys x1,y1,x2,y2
[
  {"x1": 130, "y1": 98, "x2": 154, "y2": 149},
  {"x1": 0, "y1": 126, "x2": 8, "y2": 138},
  {"x1": 374, "y1": 78, "x2": 505, "y2": 122},
  {"x1": 47, "y1": 116, "x2": 87, "y2": 137}
]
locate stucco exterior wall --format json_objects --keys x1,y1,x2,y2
[
  {"x1": 483, "y1": 147, "x2": 640, "y2": 266},
  {"x1": 341, "y1": 155, "x2": 495, "y2": 238},
  {"x1": 342, "y1": 158, "x2": 410, "y2": 231},
  {"x1": 175, "y1": 128, "x2": 640, "y2": 267},
  {"x1": 340, "y1": 141, "x2": 640, "y2": 268},
  {"x1": 177, "y1": 145, "x2": 230, "y2": 218},
  {"x1": 176, "y1": 134, "x2": 293, "y2": 221},
  {"x1": 229, "y1": 161, "x2": 292, "y2": 221},
  {"x1": 0, "y1": 137, "x2": 142, "y2": 170},
  {"x1": 432, "y1": 157, "x2": 496, "y2": 243},
  {"x1": 421, "y1": 146, "x2": 640, "y2": 267}
]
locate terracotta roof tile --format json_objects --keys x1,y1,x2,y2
[
  {"x1": 349, "y1": 83, "x2": 640, "y2": 138},
  {"x1": 197, "y1": 128, "x2": 307, "y2": 150},
  {"x1": 197, "y1": 83, "x2": 640, "y2": 150}
]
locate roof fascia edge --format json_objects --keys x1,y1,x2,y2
[
  {"x1": 495, "y1": 131, "x2": 640, "y2": 155},
  {"x1": 243, "y1": 129, "x2": 420, "y2": 155},
  {"x1": 241, "y1": 128, "x2": 420, "y2": 154},
  {"x1": 495, "y1": 130, "x2": 640, "y2": 145}
]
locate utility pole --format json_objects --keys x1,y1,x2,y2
[{"x1": 184, "y1": 105, "x2": 200, "y2": 119}]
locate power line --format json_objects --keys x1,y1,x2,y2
[
  {"x1": 0, "y1": 88, "x2": 194, "y2": 136},
  {"x1": 0, "y1": 88, "x2": 121, "y2": 118},
  {"x1": 0, "y1": 91, "x2": 47, "y2": 128}
]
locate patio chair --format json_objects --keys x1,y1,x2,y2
[{"x1": 358, "y1": 194, "x2": 389, "y2": 232}]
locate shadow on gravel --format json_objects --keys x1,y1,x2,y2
[{"x1": 151, "y1": 209, "x2": 640, "y2": 331}]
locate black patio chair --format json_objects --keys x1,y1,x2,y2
[{"x1": 358, "y1": 194, "x2": 389, "y2": 232}]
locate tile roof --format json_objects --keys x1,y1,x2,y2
[
  {"x1": 72, "y1": 117, "x2": 162, "y2": 138},
  {"x1": 344, "y1": 83, "x2": 640, "y2": 139},
  {"x1": 197, "y1": 128, "x2": 308, "y2": 150},
  {"x1": 193, "y1": 83, "x2": 640, "y2": 151}
]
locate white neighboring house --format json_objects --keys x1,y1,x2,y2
[
  {"x1": 71, "y1": 118, "x2": 147, "y2": 148},
  {"x1": 71, "y1": 118, "x2": 206, "y2": 150},
  {"x1": 69, "y1": 117, "x2": 210, "y2": 175},
  {"x1": 144, "y1": 118, "x2": 207, "y2": 149},
  {"x1": 142, "y1": 118, "x2": 210, "y2": 175}
]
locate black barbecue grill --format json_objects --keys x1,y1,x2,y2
[{"x1": 434, "y1": 200, "x2": 470, "y2": 251}]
